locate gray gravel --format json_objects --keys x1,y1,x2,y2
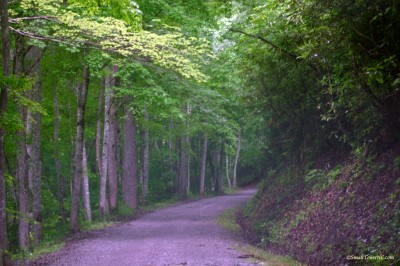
[{"x1": 33, "y1": 188, "x2": 257, "y2": 266}]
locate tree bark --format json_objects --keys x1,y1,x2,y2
[
  {"x1": 178, "y1": 135, "x2": 188, "y2": 197},
  {"x1": 0, "y1": 0, "x2": 11, "y2": 260},
  {"x1": 108, "y1": 78, "x2": 118, "y2": 211},
  {"x1": 96, "y1": 79, "x2": 104, "y2": 175},
  {"x1": 169, "y1": 118, "x2": 176, "y2": 189},
  {"x1": 14, "y1": 35, "x2": 30, "y2": 250},
  {"x1": 233, "y1": 130, "x2": 241, "y2": 188},
  {"x1": 226, "y1": 153, "x2": 231, "y2": 189},
  {"x1": 122, "y1": 105, "x2": 138, "y2": 209},
  {"x1": 178, "y1": 103, "x2": 190, "y2": 197},
  {"x1": 142, "y1": 108, "x2": 149, "y2": 203},
  {"x1": 215, "y1": 142, "x2": 224, "y2": 193},
  {"x1": 100, "y1": 74, "x2": 111, "y2": 218},
  {"x1": 199, "y1": 133, "x2": 208, "y2": 197},
  {"x1": 212, "y1": 143, "x2": 221, "y2": 193},
  {"x1": 82, "y1": 144, "x2": 92, "y2": 221},
  {"x1": 16, "y1": 117, "x2": 29, "y2": 250},
  {"x1": 207, "y1": 143, "x2": 215, "y2": 191},
  {"x1": 70, "y1": 66, "x2": 90, "y2": 232},
  {"x1": 26, "y1": 46, "x2": 42, "y2": 247}
]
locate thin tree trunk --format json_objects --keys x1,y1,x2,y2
[
  {"x1": 233, "y1": 130, "x2": 241, "y2": 188},
  {"x1": 178, "y1": 135, "x2": 188, "y2": 197},
  {"x1": 100, "y1": 73, "x2": 111, "y2": 218},
  {"x1": 207, "y1": 143, "x2": 215, "y2": 191},
  {"x1": 218, "y1": 142, "x2": 224, "y2": 193},
  {"x1": 178, "y1": 103, "x2": 190, "y2": 197},
  {"x1": 122, "y1": 106, "x2": 138, "y2": 209},
  {"x1": 82, "y1": 144, "x2": 92, "y2": 221},
  {"x1": 186, "y1": 103, "x2": 190, "y2": 193},
  {"x1": 169, "y1": 118, "x2": 175, "y2": 187},
  {"x1": 96, "y1": 79, "x2": 104, "y2": 175},
  {"x1": 14, "y1": 35, "x2": 30, "y2": 250},
  {"x1": 187, "y1": 134, "x2": 190, "y2": 193},
  {"x1": 0, "y1": 0, "x2": 11, "y2": 261},
  {"x1": 213, "y1": 143, "x2": 220, "y2": 193},
  {"x1": 226, "y1": 153, "x2": 231, "y2": 189},
  {"x1": 70, "y1": 66, "x2": 90, "y2": 232},
  {"x1": 53, "y1": 82, "x2": 67, "y2": 223},
  {"x1": 26, "y1": 46, "x2": 42, "y2": 246},
  {"x1": 108, "y1": 86, "x2": 118, "y2": 211},
  {"x1": 16, "y1": 119, "x2": 29, "y2": 250},
  {"x1": 142, "y1": 108, "x2": 149, "y2": 203},
  {"x1": 199, "y1": 133, "x2": 208, "y2": 197}
]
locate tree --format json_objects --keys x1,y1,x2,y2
[
  {"x1": 100, "y1": 69, "x2": 111, "y2": 218},
  {"x1": 122, "y1": 105, "x2": 138, "y2": 209},
  {"x1": 107, "y1": 66, "x2": 119, "y2": 212},
  {"x1": 26, "y1": 46, "x2": 43, "y2": 246},
  {"x1": 141, "y1": 107, "x2": 150, "y2": 203},
  {"x1": 232, "y1": 131, "x2": 240, "y2": 188},
  {"x1": 14, "y1": 35, "x2": 30, "y2": 250},
  {"x1": 70, "y1": 65, "x2": 90, "y2": 232},
  {"x1": 199, "y1": 133, "x2": 208, "y2": 196},
  {"x1": 0, "y1": 0, "x2": 11, "y2": 262},
  {"x1": 82, "y1": 144, "x2": 92, "y2": 221}
]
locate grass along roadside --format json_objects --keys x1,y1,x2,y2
[{"x1": 218, "y1": 207, "x2": 302, "y2": 266}]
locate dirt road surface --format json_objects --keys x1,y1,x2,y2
[{"x1": 31, "y1": 188, "x2": 257, "y2": 266}]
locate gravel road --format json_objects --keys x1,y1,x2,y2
[{"x1": 31, "y1": 188, "x2": 257, "y2": 266}]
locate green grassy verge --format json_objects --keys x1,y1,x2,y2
[
  {"x1": 11, "y1": 241, "x2": 65, "y2": 261},
  {"x1": 218, "y1": 207, "x2": 302, "y2": 266}
]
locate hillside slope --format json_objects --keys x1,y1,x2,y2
[{"x1": 238, "y1": 145, "x2": 400, "y2": 265}]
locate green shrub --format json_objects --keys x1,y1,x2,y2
[{"x1": 394, "y1": 156, "x2": 400, "y2": 171}]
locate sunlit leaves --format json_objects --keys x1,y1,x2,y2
[{"x1": 12, "y1": 0, "x2": 213, "y2": 82}]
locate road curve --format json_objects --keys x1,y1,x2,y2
[{"x1": 35, "y1": 188, "x2": 257, "y2": 266}]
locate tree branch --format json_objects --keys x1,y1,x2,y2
[
  {"x1": 229, "y1": 28, "x2": 299, "y2": 60},
  {"x1": 229, "y1": 28, "x2": 320, "y2": 73},
  {"x1": 10, "y1": 16, "x2": 58, "y2": 23}
]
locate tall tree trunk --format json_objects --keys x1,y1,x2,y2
[
  {"x1": 169, "y1": 118, "x2": 176, "y2": 190},
  {"x1": 226, "y1": 153, "x2": 231, "y2": 189},
  {"x1": 199, "y1": 133, "x2": 208, "y2": 197},
  {"x1": 0, "y1": 0, "x2": 11, "y2": 260},
  {"x1": 96, "y1": 79, "x2": 104, "y2": 175},
  {"x1": 108, "y1": 83, "x2": 118, "y2": 211},
  {"x1": 14, "y1": 35, "x2": 30, "y2": 250},
  {"x1": 70, "y1": 66, "x2": 90, "y2": 232},
  {"x1": 218, "y1": 142, "x2": 224, "y2": 193},
  {"x1": 213, "y1": 142, "x2": 224, "y2": 193},
  {"x1": 187, "y1": 134, "x2": 190, "y2": 193},
  {"x1": 107, "y1": 66, "x2": 118, "y2": 211},
  {"x1": 178, "y1": 103, "x2": 190, "y2": 197},
  {"x1": 100, "y1": 74, "x2": 111, "y2": 218},
  {"x1": 53, "y1": 82, "x2": 67, "y2": 223},
  {"x1": 212, "y1": 143, "x2": 220, "y2": 193},
  {"x1": 26, "y1": 46, "x2": 42, "y2": 246},
  {"x1": 233, "y1": 130, "x2": 241, "y2": 188},
  {"x1": 178, "y1": 135, "x2": 188, "y2": 197},
  {"x1": 185, "y1": 103, "x2": 190, "y2": 193},
  {"x1": 142, "y1": 108, "x2": 149, "y2": 203},
  {"x1": 16, "y1": 117, "x2": 29, "y2": 250},
  {"x1": 82, "y1": 144, "x2": 92, "y2": 221},
  {"x1": 207, "y1": 143, "x2": 215, "y2": 191},
  {"x1": 122, "y1": 105, "x2": 138, "y2": 209}
]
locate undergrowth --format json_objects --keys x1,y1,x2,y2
[{"x1": 238, "y1": 145, "x2": 400, "y2": 265}]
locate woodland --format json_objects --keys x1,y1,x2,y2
[{"x1": 0, "y1": 0, "x2": 399, "y2": 265}]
